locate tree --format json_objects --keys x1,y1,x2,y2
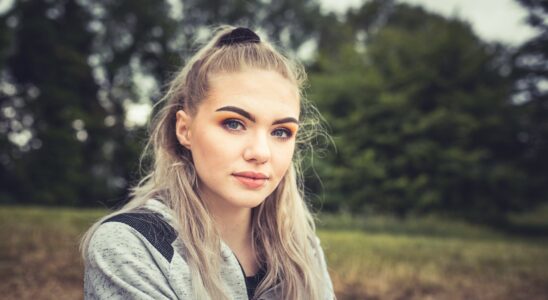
[
  {"x1": 0, "y1": 10, "x2": 16, "y2": 202},
  {"x1": 512, "y1": 0, "x2": 548, "y2": 210},
  {"x1": 1, "y1": 0, "x2": 113, "y2": 205},
  {"x1": 309, "y1": 2, "x2": 524, "y2": 222},
  {"x1": 0, "y1": 0, "x2": 187, "y2": 206}
]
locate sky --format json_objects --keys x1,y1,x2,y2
[{"x1": 320, "y1": 0, "x2": 538, "y2": 46}]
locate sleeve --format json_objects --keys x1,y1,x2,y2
[
  {"x1": 315, "y1": 236, "x2": 335, "y2": 300},
  {"x1": 83, "y1": 222, "x2": 178, "y2": 300}
]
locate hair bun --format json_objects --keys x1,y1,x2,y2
[{"x1": 217, "y1": 27, "x2": 261, "y2": 47}]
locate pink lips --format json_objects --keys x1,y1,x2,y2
[{"x1": 232, "y1": 171, "x2": 269, "y2": 189}]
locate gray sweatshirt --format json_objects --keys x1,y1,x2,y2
[{"x1": 83, "y1": 198, "x2": 334, "y2": 299}]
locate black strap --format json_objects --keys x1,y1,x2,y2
[{"x1": 102, "y1": 211, "x2": 177, "y2": 262}]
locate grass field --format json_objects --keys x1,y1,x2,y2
[{"x1": 0, "y1": 205, "x2": 547, "y2": 300}]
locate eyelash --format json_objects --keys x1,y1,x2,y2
[
  {"x1": 222, "y1": 119, "x2": 245, "y2": 131},
  {"x1": 221, "y1": 119, "x2": 293, "y2": 140}
]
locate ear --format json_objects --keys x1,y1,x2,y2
[{"x1": 175, "y1": 110, "x2": 192, "y2": 149}]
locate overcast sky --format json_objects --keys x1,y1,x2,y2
[{"x1": 320, "y1": 0, "x2": 538, "y2": 46}]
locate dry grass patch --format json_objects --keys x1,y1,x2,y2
[{"x1": 1, "y1": 205, "x2": 547, "y2": 299}]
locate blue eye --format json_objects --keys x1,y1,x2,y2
[
  {"x1": 272, "y1": 128, "x2": 292, "y2": 139},
  {"x1": 222, "y1": 119, "x2": 245, "y2": 131}
]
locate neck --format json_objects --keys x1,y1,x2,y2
[
  {"x1": 199, "y1": 190, "x2": 261, "y2": 276},
  {"x1": 215, "y1": 205, "x2": 253, "y2": 249},
  {"x1": 200, "y1": 192, "x2": 253, "y2": 250}
]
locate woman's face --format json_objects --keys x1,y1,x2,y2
[{"x1": 175, "y1": 69, "x2": 300, "y2": 210}]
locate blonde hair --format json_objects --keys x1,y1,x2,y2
[{"x1": 80, "y1": 25, "x2": 330, "y2": 300}]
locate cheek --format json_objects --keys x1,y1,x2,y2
[
  {"x1": 273, "y1": 143, "x2": 296, "y2": 178},
  {"x1": 190, "y1": 127, "x2": 238, "y2": 174},
  {"x1": 191, "y1": 132, "x2": 221, "y2": 172}
]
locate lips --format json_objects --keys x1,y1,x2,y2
[{"x1": 232, "y1": 171, "x2": 269, "y2": 189}]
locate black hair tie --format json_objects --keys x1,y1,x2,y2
[{"x1": 217, "y1": 27, "x2": 261, "y2": 47}]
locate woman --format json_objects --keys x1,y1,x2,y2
[{"x1": 81, "y1": 25, "x2": 334, "y2": 300}]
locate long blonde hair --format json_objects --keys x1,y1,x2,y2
[{"x1": 80, "y1": 25, "x2": 330, "y2": 300}]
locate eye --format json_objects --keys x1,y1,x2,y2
[
  {"x1": 222, "y1": 119, "x2": 245, "y2": 131},
  {"x1": 272, "y1": 128, "x2": 293, "y2": 140}
]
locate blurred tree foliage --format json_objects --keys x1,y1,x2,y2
[
  {"x1": 0, "y1": 0, "x2": 545, "y2": 222},
  {"x1": 0, "y1": 0, "x2": 110, "y2": 205},
  {"x1": 308, "y1": 1, "x2": 538, "y2": 222},
  {"x1": 512, "y1": 0, "x2": 548, "y2": 216}
]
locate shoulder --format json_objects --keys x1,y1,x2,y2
[
  {"x1": 89, "y1": 210, "x2": 178, "y2": 263},
  {"x1": 84, "y1": 210, "x2": 183, "y2": 299}
]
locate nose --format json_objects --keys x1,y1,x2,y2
[{"x1": 243, "y1": 132, "x2": 271, "y2": 164}]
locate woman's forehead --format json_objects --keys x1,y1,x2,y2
[{"x1": 202, "y1": 69, "x2": 300, "y2": 119}]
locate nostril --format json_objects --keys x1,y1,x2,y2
[{"x1": 243, "y1": 143, "x2": 271, "y2": 163}]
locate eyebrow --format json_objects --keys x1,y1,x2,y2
[{"x1": 215, "y1": 106, "x2": 299, "y2": 125}]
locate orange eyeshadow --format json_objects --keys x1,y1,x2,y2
[
  {"x1": 214, "y1": 111, "x2": 299, "y2": 134},
  {"x1": 214, "y1": 112, "x2": 244, "y2": 123},
  {"x1": 280, "y1": 123, "x2": 299, "y2": 134}
]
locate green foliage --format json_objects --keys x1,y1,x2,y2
[
  {"x1": 0, "y1": 0, "x2": 545, "y2": 223},
  {"x1": 1, "y1": 0, "x2": 111, "y2": 205},
  {"x1": 512, "y1": 0, "x2": 548, "y2": 208},
  {"x1": 308, "y1": 2, "x2": 533, "y2": 221}
]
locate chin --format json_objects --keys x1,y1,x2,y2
[
  {"x1": 227, "y1": 193, "x2": 268, "y2": 209},
  {"x1": 238, "y1": 198, "x2": 267, "y2": 209}
]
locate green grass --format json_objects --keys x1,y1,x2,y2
[
  {"x1": 1, "y1": 205, "x2": 547, "y2": 299},
  {"x1": 319, "y1": 230, "x2": 548, "y2": 299},
  {"x1": 0, "y1": 206, "x2": 105, "y2": 300},
  {"x1": 316, "y1": 208, "x2": 548, "y2": 299}
]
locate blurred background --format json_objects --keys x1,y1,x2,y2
[{"x1": 0, "y1": 0, "x2": 546, "y2": 299}]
